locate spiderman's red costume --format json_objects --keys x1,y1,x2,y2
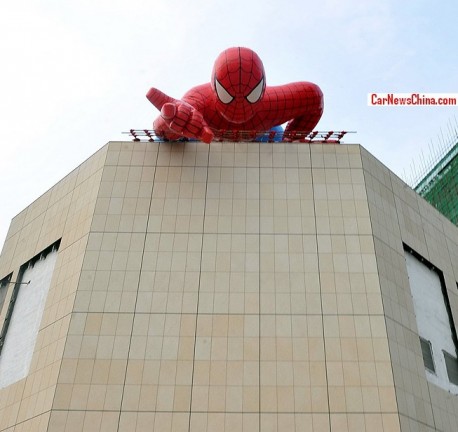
[{"x1": 147, "y1": 47, "x2": 323, "y2": 143}]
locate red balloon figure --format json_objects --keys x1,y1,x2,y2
[{"x1": 147, "y1": 47, "x2": 323, "y2": 143}]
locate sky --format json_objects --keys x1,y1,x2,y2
[{"x1": 0, "y1": 0, "x2": 457, "y2": 250}]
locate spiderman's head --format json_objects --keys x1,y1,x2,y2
[{"x1": 211, "y1": 47, "x2": 266, "y2": 124}]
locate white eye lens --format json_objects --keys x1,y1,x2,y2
[
  {"x1": 215, "y1": 79, "x2": 234, "y2": 104},
  {"x1": 246, "y1": 78, "x2": 264, "y2": 103}
]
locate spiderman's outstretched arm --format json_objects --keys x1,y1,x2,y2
[
  {"x1": 265, "y1": 82, "x2": 324, "y2": 134},
  {"x1": 285, "y1": 83, "x2": 323, "y2": 133},
  {"x1": 146, "y1": 87, "x2": 214, "y2": 143}
]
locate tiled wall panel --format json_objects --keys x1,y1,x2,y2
[{"x1": 3, "y1": 141, "x2": 458, "y2": 431}]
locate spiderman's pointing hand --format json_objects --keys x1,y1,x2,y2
[{"x1": 146, "y1": 88, "x2": 214, "y2": 144}]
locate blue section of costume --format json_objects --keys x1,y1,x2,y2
[{"x1": 256, "y1": 125, "x2": 284, "y2": 142}]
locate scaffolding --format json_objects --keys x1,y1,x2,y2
[{"x1": 415, "y1": 140, "x2": 458, "y2": 225}]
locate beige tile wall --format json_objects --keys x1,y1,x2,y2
[
  {"x1": 45, "y1": 142, "x2": 399, "y2": 432},
  {"x1": 362, "y1": 147, "x2": 458, "y2": 432},
  {"x1": 9, "y1": 141, "x2": 456, "y2": 431},
  {"x1": 0, "y1": 145, "x2": 108, "y2": 432}
]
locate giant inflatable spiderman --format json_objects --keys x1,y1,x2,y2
[{"x1": 147, "y1": 47, "x2": 323, "y2": 143}]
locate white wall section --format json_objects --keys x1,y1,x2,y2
[
  {"x1": 0, "y1": 249, "x2": 58, "y2": 388},
  {"x1": 405, "y1": 251, "x2": 458, "y2": 394}
]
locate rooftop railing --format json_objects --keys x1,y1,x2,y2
[{"x1": 124, "y1": 129, "x2": 355, "y2": 143}]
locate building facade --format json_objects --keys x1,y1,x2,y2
[{"x1": 0, "y1": 141, "x2": 458, "y2": 432}]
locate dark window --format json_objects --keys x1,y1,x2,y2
[
  {"x1": 420, "y1": 337, "x2": 435, "y2": 373},
  {"x1": 443, "y1": 351, "x2": 458, "y2": 386},
  {"x1": 0, "y1": 274, "x2": 12, "y2": 314}
]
